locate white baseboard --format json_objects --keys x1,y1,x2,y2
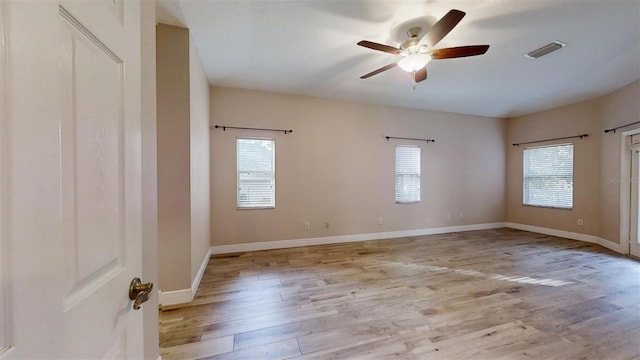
[
  {"x1": 191, "y1": 247, "x2": 212, "y2": 296},
  {"x1": 506, "y1": 222, "x2": 623, "y2": 254},
  {"x1": 158, "y1": 288, "x2": 192, "y2": 307},
  {"x1": 595, "y1": 237, "x2": 623, "y2": 253},
  {"x1": 159, "y1": 247, "x2": 212, "y2": 307},
  {"x1": 211, "y1": 222, "x2": 507, "y2": 254},
  {"x1": 505, "y1": 222, "x2": 597, "y2": 243},
  {"x1": 208, "y1": 222, "x2": 626, "y2": 256}
]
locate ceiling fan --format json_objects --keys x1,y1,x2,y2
[{"x1": 357, "y1": 9, "x2": 489, "y2": 87}]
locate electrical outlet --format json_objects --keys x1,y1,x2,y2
[
  {"x1": 459, "y1": 213, "x2": 464, "y2": 219},
  {"x1": 577, "y1": 219, "x2": 584, "y2": 226},
  {"x1": 446, "y1": 213, "x2": 451, "y2": 220},
  {"x1": 304, "y1": 222, "x2": 309, "y2": 231},
  {"x1": 378, "y1": 217, "x2": 383, "y2": 225}
]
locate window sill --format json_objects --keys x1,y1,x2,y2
[
  {"x1": 237, "y1": 206, "x2": 275, "y2": 210},
  {"x1": 523, "y1": 204, "x2": 573, "y2": 210}
]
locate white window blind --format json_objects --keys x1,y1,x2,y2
[
  {"x1": 237, "y1": 138, "x2": 275, "y2": 209},
  {"x1": 523, "y1": 143, "x2": 573, "y2": 209},
  {"x1": 396, "y1": 145, "x2": 421, "y2": 203}
]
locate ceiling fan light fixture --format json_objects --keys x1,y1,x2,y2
[
  {"x1": 357, "y1": 9, "x2": 488, "y2": 84},
  {"x1": 398, "y1": 53, "x2": 431, "y2": 72}
]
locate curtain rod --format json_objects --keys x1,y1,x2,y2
[
  {"x1": 386, "y1": 136, "x2": 435, "y2": 143},
  {"x1": 213, "y1": 125, "x2": 293, "y2": 134},
  {"x1": 512, "y1": 133, "x2": 588, "y2": 147},
  {"x1": 604, "y1": 121, "x2": 640, "y2": 134}
]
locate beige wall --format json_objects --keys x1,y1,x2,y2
[
  {"x1": 140, "y1": 2, "x2": 159, "y2": 358},
  {"x1": 157, "y1": 24, "x2": 211, "y2": 293},
  {"x1": 210, "y1": 87, "x2": 506, "y2": 246},
  {"x1": 506, "y1": 80, "x2": 640, "y2": 245},
  {"x1": 189, "y1": 39, "x2": 211, "y2": 281},
  {"x1": 506, "y1": 100, "x2": 601, "y2": 235},
  {"x1": 157, "y1": 24, "x2": 191, "y2": 291}
]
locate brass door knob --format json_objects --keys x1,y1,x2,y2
[{"x1": 129, "y1": 277, "x2": 153, "y2": 310}]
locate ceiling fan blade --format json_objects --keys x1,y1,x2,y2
[
  {"x1": 421, "y1": 9, "x2": 466, "y2": 48},
  {"x1": 414, "y1": 67, "x2": 427, "y2": 82},
  {"x1": 360, "y1": 62, "x2": 398, "y2": 79},
  {"x1": 357, "y1": 40, "x2": 401, "y2": 55},
  {"x1": 430, "y1": 45, "x2": 490, "y2": 59}
]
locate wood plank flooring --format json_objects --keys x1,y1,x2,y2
[{"x1": 160, "y1": 228, "x2": 640, "y2": 359}]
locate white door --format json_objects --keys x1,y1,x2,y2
[
  {"x1": 630, "y1": 145, "x2": 640, "y2": 258},
  {"x1": 2, "y1": 1, "x2": 146, "y2": 358}
]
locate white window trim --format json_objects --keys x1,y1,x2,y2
[
  {"x1": 522, "y1": 143, "x2": 574, "y2": 210},
  {"x1": 236, "y1": 137, "x2": 276, "y2": 210}
]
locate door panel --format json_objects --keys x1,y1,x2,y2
[
  {"x1": 5, "y1": 1, "x2": 144, "y2": 358},
  {"x1": 60, "y1": 5, "x2": 125, "y2": 305}
]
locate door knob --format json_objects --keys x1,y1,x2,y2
[{"x1": 129, "y1": 277, "x2": 153, "y2": 310}]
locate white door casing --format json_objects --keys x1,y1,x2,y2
[
  {"x1": 0, "y1": 0, "x2": 9, "y2": 354},
  {"x1": 629, "y1": 140, "x2": 640, "y2": 258},
  {"x1": 619, "y1": 130, "x2": 638, "y2": 255},
  {"x1": 4, "y1": 1, "x2": 144, "y2": 358}
]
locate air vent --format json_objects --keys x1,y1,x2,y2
[{"x1": 524, "y1": 41, "x2": 567, "y2": 59}]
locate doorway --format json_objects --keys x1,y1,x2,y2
[{"x1": 629, "y1": 135, "x2": 640, "y2": 258}]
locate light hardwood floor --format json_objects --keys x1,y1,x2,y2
[{"x1": 160, "y1": 228, "x2": 640, "y2": 359}]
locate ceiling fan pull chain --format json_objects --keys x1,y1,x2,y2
[{"x1": 412, "y1": 71, "x2": 416, "y2": 90}]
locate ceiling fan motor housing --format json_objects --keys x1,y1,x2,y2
[{"x1": 401, "y1": 27, "x2": 423, "y2": 51}]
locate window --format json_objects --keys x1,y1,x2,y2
[
  {"x1": 523, "y1": 143, "x2": 573, "y2": 209},
  {"x1": 395, "y1": 145, "x2": 421, "y2": 203},
  {"x1": 237, "y1": 138, "x2": 275, "y2": 209}
]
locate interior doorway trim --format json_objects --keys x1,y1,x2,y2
[
  {"x1": 0, "y1": 0, "x2": 11, "y2": 353},
  {"x1": 619, "y1": 127, "x2": 640, "y2": 255}
]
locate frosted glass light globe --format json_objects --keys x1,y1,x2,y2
[{"x1": 398, "y1": 53, "x2": 431, "y2": 72}]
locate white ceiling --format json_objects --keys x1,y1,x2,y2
[{"x1": 162, "y1": 0, "x2": 640, "y2": 118}]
